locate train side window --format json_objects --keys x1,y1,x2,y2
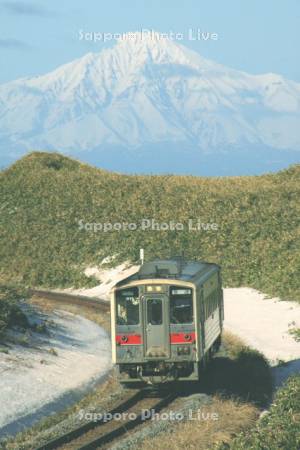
[
  {"x1": 116, "y1": 288, "x2": 139, "y2": 325},
  {"x1": 203, "y1": 297, "x2": 206, "y2": 320},
  {"x1": 170, "y1": 287, "x2": 193, "y2": 324},
  {"x1": 204, "y1": 289, "x2": 219, "y2": 320}
]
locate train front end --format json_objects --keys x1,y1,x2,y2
[{"x1": 111, "y1": 276, "x2": 199, "y2": 384}]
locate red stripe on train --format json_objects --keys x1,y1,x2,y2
[
  {"x1": 116, "y1": 333, "x2": 196, "y2": 345},
  {"x1": 116, "y1": 334, "x2": 143, "y2": 345},
  {"x1": 170, "y1": 332, "x2": 196, "y2": 344}
]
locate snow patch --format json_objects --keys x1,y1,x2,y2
[
  {"x1": 223, "y1": 287, "x2": 300, "y2": 386},
  {"x1": 63, "y1": 262, "x2": 139, "y2": 300},
  {"x1": 0, "y1": 308, "x2": 111, "y2": 436}
]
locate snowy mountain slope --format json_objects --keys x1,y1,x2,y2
[{"x1": 0, "y1": 31, "x2": 299, "y2": 174}]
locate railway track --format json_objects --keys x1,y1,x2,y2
[
  {"x1": 29, "y1": 289, "x2": 179, "y2": 449},
  {"x1": 35, "y1": 388, "x2": 178, "y2": 450},
  {"x1": 29, "y1": 288, "x2": 110, "y2": 312}
]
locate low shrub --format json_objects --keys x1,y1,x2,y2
[
  {"x1": 0, "y1": 285, "x2": 29, "y2": 338},
  {"x1": 203, "y1": 345, "x2": 273, "y2": 407},
  {"x1": 216, "y1": 374, "x2": 300, "y2": 450}
]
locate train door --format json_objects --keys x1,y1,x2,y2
[{"x1": 143, "y1": 295, "x2": 170, "y2": 358}]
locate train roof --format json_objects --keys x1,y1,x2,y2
[{"x1": 115, "y1": 258, "x2": 219, "y2": 287}]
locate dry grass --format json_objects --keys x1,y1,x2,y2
[
  {"x1": 29, "y1": 295, "x2": 111, "y2": 333},
  {"x1": 137, "y1": 397, "x2": 258, "y2": 450},
  {"x1": 222, "y1": 330, "x2": 246, "y2": 356}
]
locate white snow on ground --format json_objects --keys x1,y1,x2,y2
[
  {"x1": 223, "y1": 288, "x2": 300, "y2": 362},
  {"x1": 223, "y1": 288, "x2": 300, "y2": 387},
  {"x1": 62, "y1": 262, "x2": 139, "y2": 300},
  {"x1": 0, "y1": 309, "x2": 112, "y2": 436}
]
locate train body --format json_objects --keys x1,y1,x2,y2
[{"x1": 111, "y1": 258, "x2": 224, "y2": 384}]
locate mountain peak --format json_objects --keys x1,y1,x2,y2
[
  {"x1": 0, "y1": 32, "x2": 299, "y2": 174},
  {"x1": 115, "y1": 30, "x2": 179, "y2": 49},
  {"x1": 112, "y1": 30, "x2": 196, "y2": 68}
]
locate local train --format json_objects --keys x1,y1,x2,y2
[{"x1": 111, "y1": 258, "x2": 224, "y2": 384}]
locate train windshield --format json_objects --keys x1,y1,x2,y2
[
  {"x1": 170, "y1": 287, "x2": 193, "y2": 324},
  {"x1": 116, "y1": 287, "x2": 139, "y2": 325}
]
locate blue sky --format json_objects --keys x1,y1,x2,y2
[{"x1": 0, "y1": 0, "x2": 300, "y2": 84}]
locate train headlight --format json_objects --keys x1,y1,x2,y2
[{"x1": 146, "y1": 285, "x2": 162, "y2": 292}]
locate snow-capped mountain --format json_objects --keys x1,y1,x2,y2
[{"x1": 1, "y1": 31, "x2": 300, "y2": 174}]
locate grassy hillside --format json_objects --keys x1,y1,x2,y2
[{"x1": 0, "y1": 152, "x2": 299, "y2": 300}]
